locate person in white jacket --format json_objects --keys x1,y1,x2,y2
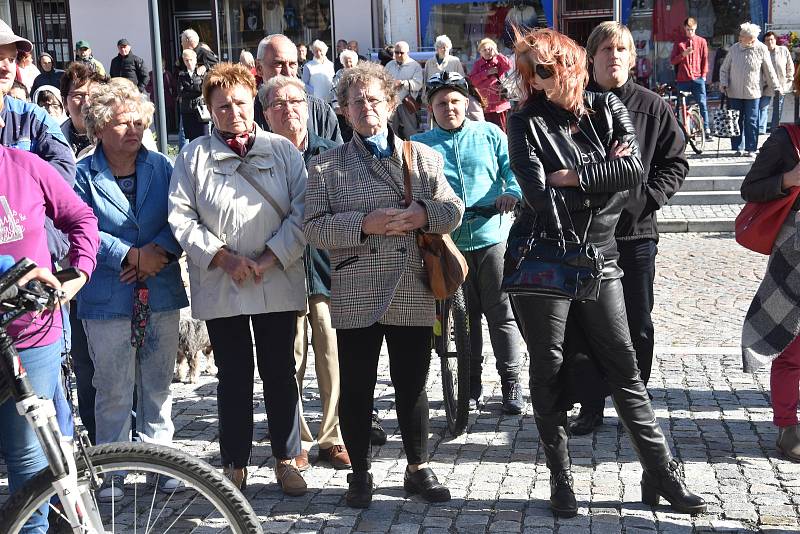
[
  {"x1": 301, "y1": 40, "x2": 334, "y2": 103},
  {"x1": 761, "y1": 31, "x2": 795, "y2": 133},
  {"x1": 385, "y1": 41, "x2": 423, "y2": 139}
]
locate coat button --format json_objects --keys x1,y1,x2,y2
[
  {"x1": 584, "y1": 199, "x2": 590, "y2": 207},
  {"x1": 397, "y1": 247, "x2": 407, "y2": 253},
  {"x1": 370, "y1": 247, "x2": 378, "y2": 254}
]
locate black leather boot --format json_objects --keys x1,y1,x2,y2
[
  {"x1": 535, "y1": 411, "x2": 577, "y2": 517},
  {"x1": 641, "y1": 460, "x2": 706, "y2": 514},
  {"x1": 568, "y1": 406, "x2": 603, "y2": 436}
]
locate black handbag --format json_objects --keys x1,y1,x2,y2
[{"x1": 501, "y1": 188, "x2": 604, "y2": 301}]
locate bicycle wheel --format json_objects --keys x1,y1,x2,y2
[
  {"x1": 437, "y1": 286, "x2": 470, "y2": 437},
  {"x1": 687, "y1": 108, "x2": 705, "y2": 153},
  {"x1": 0, "y1": 442, "x2": 262, "y2": 534}
]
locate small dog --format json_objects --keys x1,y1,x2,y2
[{"x1": 175, "y1": 307, "x2": 216, "y2": 383}]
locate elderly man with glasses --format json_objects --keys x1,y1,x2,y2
[{"x1": 384, "y1": 41, "x2": 423, "y2": 139}]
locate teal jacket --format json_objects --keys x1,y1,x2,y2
[{"x1": 412, "y1": 120, "x2": 521, "y2": 251}]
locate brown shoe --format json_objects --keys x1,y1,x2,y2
[
  {"x1": 223, "y1": 464, "x2": 247, "y2": 490},
  {"x1": 318, "y1": 445, "x2": 352, "y2": 470},
  {"x1": 275, "y1": 461, "x2": 307, "y2": 496},
  {"x1": 295, "y1": 450, "x2": 310, "y2": 472}
]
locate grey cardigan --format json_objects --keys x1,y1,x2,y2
[{"x1": 720, "y1": 42, "x2": 779, "y2": 100}]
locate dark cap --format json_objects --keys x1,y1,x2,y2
[
  {"x1": 0, "y1": 19, "x2": 32, "y2": 53},
  {"x1": 117, "y1": 38, "x2": 129, "y2": 47},
  {"x1": 75, "y1": 40, "x2": 91, "y2": 50}
]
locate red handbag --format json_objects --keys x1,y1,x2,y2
[{"x1": 735, "y1": 125, "x2": 800, "y2": 255}]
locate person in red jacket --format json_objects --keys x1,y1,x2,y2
[
  {"x1": 670, "y1": 17, "x2": 710, "y2": 138},
  {"x1": 469, "y1": 38, "x2": 512, "y2": 131}
]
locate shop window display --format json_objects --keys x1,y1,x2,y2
[{"x1": 218, "y1": 0, "x2": 331, "y2": 63}]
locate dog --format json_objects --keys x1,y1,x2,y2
[{"x1": 175, "y1": 307, "x2": 216, "y2": 383}]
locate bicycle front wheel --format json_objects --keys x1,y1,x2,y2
[
  {"x1": 0, "y1": 442, "x2": 262, "y2": 534},
  {"x1": 438, "y1": 286, "x2": 471, "y2": 437},
  {"x1": 687, "y1": 108, "x2": 706, "y2": 153}
]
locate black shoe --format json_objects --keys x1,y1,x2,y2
[
  {"x1": 501, "y1": 380, "x2": 524, "y2": 415},
  {"x1": 550, "y1": 469, "x2": 578, "y2": 518},
  {"x1": 468, "y1": 396, "x2": 484, "y2": 411},
  {"x1": 641, "y1": 460, "x2": 707, "y2": 514},
  {"x1": 404, "y1": 467, "x2": 451, "y2": 502},
  {"x1": 370, "y1": 413, "x2": 387, "y2": 446},
  {"x1": 568, "y1": 407, "x2": 603, "y2": 436},
  {"x1": 346, "y1": 471, "x2": 374, "y2": 508}
]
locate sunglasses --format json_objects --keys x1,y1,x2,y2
[{"x1": 535, "y1": 63, "x2": 554, "y2": 80}]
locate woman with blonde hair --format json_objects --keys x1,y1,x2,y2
[
  {"x1": 507, "y1": 27, "x2": 706, "y2": 517},
  {"x1": 468, "y1": 37, "x2": 511, "y2": 130}
]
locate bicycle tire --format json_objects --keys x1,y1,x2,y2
[
  {"x1": 688, "y1": 108, "x2": 706, "y2": 153},
  {"x1": 0, "y1": 442, "x2": 262, "y2": 534},
  {"x1": 438, "y1": 286, "x2": 470, "y2": 437}
]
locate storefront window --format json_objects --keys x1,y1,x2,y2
[
  {"x1": 419, "y1": 1, "x2": 548, "y2": 68},
  {"x1": 217, "y1": 0, "x2": 331, "y2": 63}
]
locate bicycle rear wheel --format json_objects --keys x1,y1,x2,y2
[
  {"x1": 0, "y1": 442, "x2": 262, "y2": 534},
  {"x1": 687, "y1": 108, "x2": 706, "y2": 153},
  {"x1": 436, "y1": 286, "x2": 470, "y2": 437}
]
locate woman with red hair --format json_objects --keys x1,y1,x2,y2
[{"x1": 506, "y1": 28, "x2": 706, "y2": 517}]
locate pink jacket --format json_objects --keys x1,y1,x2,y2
[{"x1": 469, "y1": 54, "x2": 512, "y2": 114}]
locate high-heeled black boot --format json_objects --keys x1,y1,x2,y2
[
  {"x1": 641, "y1": 460, "x2": 706, "y2": 514},
  {"x1": 535, "y1": 412, "x2": 577, "y2": 517}
]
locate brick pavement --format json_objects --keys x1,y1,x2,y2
[{"x1": 4, "y1": 233, "x2": 800, "y2": 533}]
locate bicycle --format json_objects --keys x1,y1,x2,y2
[
  {"x1": 657, "y1": 84, "x2": 705, "y2": 154},
  {"x1": 432, "y1": 204, "x2": 502, "y2": 437},
  {"x1": 0, "y1": 257, "x2": 263, "y2": 533}
]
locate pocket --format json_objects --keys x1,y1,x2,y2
[
  {"x1": 333, "y1": 255, "x2": 359, "y2": 271},
  {"x1": 80, "y1": 269, "x2": 114, "y2": 305}
]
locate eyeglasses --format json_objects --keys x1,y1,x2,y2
[
  {"x1": 393, "y1": 50, "x2": 406, "y2": 55},
  {"x1": 348, "y1": 96, "x2": 385, "y2": 109},
  {"x1": 268, "y1": 98, "x2": 306, "y2": 111},
  {"x1": 534, "y1": 63, "x2": 554, "y2": 80},
  {"x1": 426, "y1": 71, "x2": 468, "y2": 93}
]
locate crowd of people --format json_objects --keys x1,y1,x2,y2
[{"x1": 1, "y1": 11, "x2": 800, "y2": 532}]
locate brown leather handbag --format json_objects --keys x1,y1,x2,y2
[
  {"x1": 402, "y1": 94, "x2": 421, "y2": 115},
  {"x1": 402, "y1": 141, "x2": 468, "y2": 299}
]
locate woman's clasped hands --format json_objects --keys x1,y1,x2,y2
[
  {"x1": 212, "y1": 247, "x2": 279, "y2": 287},
  {"x1": 362, "y1": 202, "x2": 428, "y2": 236}
]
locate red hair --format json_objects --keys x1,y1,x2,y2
[{"x1": 514, "y1": 27, "x2": 588, "y2": 116}]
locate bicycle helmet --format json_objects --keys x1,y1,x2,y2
[{"x1": 426, "y1": 71, "x2": 469, "y2": 101}]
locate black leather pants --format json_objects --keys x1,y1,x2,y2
[{"x1": 512, "y1": 279, "x2": 672, "y2": 472}]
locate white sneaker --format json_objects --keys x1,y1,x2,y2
[
  {"x1": 98, "y1": 475, "x2": 125, "y2": 503},
  {"x1": 148, "y1": 473, "x2": 186, "y2": 494}
]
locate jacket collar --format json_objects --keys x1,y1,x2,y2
[
  {"x1": 349, "y1": 128, "x2": 404, "y2": 198},
  {"x1": 209, "y1": 125, "x2": 276, "y2": 174},
  {"x1": 88, "y1": 144, "x2": 154, "y2": 224},
  {"x1": 587, "y1": 76, "x2": 636, "y2": 103}
]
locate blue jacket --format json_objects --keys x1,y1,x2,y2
[
  {"x1": 1, "y1": 95, "x2": 76, "y2": 261},
  {"x1": 73, "y1": 145, "x2": 188, "y2": 320},
  {"x1": 412, "y1": 119, "x2": 521, "y2": 251}
]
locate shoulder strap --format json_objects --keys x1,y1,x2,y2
[
  {"x1": 402, "y1": 140, "x2": 413, "y2": 208},
  {"x1": 782, "y1": 124, "x2": 800, "y2": 160},
  {"x1": 237, "y1": 161, "x2": 287, "y2": 220}
]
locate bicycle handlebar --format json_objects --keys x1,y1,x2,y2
[{"x1": 0, "y1": 258, "x2": 62, "y2": 328}]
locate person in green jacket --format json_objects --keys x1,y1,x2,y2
[{"x1": 412, "y1": 71, "x2": 525, "y2": 414}]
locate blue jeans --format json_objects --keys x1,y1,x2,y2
[
  {"x1": 0, "y1": 341, "x2": 62, "y2": 532},
  {"x1": 84, "y1": 311, "x2": 179, "y2": 445},
  {"x1": 728, "y1": 98, "x2": 760, "y2": 152},
  {"x1": 677, "y1": 78, "x2": 709, "y2": 130},
  {"x1": 758, "y1": 95, "x2": 771, "y2": 134},
  {"x1": 771, "y1": 93, "x2": 786, "y2": 132}
]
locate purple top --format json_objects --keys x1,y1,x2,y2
[{"x1": 0, "y1": 145, "x2": 99, "y2": 348}]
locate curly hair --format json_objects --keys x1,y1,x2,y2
[
  {"x1": 83, "y1": 78, "x2": 154, "y2": 143},
  {"x1": 514, "y1": 27, "x2": 588, "y2": 116},
  {"x1": 336, "y1": 61, "x2": 397, "y2": 110},
  {"x1": 202, "y1": 62, "x2": 257, "y2": 105}
]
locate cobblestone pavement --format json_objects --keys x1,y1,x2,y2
[
  {"x1": 659, "y1": 205, "x2": 742, "y2": 221},
  {"x1": 5, "y1": 233, "x2": 800, "y2": 534}
]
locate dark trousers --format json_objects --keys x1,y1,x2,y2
[
  {"x1": 70, "y1": 303, "x2": 95, "y2": 444},
  {"x1": 181, "y1": 111, "x2": 209, "y2": 142},
  {"x1": 569, "y1": 239, "x2": 657, "y2": 412},
  {"x1": 337, "y1": 323, "x2": 431, "y2": 473},
  {"x1": 512, "y1": 279, "x2": 672, "y2": 471},
  {"x1": 206, "y1": 312, "x2": 301, "y2": 467},
  {"x1": 463, "y1": 242, "x2": 523, "y2": 383}
]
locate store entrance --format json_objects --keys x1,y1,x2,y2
[
  {"x1": 562, "y1": 16, "x2": 612, "y2": 46},
  {"x1": 173, "y1": 11, "x2": 216, "y2": 57}
]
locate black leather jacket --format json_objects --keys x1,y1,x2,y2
[{"x1": 507, "y1": 91, "x2": 644, "y2": 277}]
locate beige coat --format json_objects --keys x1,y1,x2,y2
[
  {"x1": 169, "y1": 128, "x2": 308, "y2": 320},
  {"x1": 304, "y1": 133, "x2": 464, "y2": 330},
  {"x1": 720, "y1": 41, "x2": 779, "y2": 100},
  {"x1": 762, "y1": 45, "x2": 795, "y2": 97}
]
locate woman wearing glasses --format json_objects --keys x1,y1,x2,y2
[
  {"x1": 507, "y1": 28, "x2": 706, "y2": 517},
  {"x1": 304, "y1": 61, "x2": 463, "y2": 509}
]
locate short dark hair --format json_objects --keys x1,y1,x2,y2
[
  {"x1": 60, "y1": 61, "x2": 109, "y2": 102},
  {"x1": 683, "y1": 17, "x2": 697, "y2": 28},
  {"x1": 764, "y1": 31, "x2": 777, "y2": 40},
  {"x1": 10, "y1": 80, "x2": 28, "y2": 100}
]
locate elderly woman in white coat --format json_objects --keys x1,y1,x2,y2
[
  {"x1": 169, "y1": 63, "x2": 308, "y2": 497},
  {"x1": 422, "y1": 35, "x2": 464, "y2": 103},
  {"x1": 302, "y1": 39, "x2": 335, "y2": 103}
]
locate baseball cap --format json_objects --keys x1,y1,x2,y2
[
  {"x1": 75, "y1": 40, "x2": 91, "y2": 50},
  {"x1": 0, "y1": 19, "x2": 32, "y2": 53},
  {"x1": 117, "y1": 38, "x2": 129, "y2": 47},
  {"x1": 426, "y1": 71, "x2": 469, "y2": 101}
]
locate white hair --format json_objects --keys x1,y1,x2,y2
[
  {"x1": 339, "y1": 49, "x2": 358, "y2": 65},
  {"x1": 739, "y1": 22, "x2": 761, "y2": 39},
  {"x1": 239, "y1": 50, "x2": 254, "y2": 68},
  {"x1": 256, "y1": 34, "x2": 288, "y2": 61},
  {"x1": 258, "y1": 75, "x2": 306, "y2": 108},
  {"x1": 395, "y1": 41, "x2": 410, "y2": 52},
  {"x1": 311, "y1": 40, "x2": 328, "y2": 55},
  {"x1": 180, "y1": 28, "x2": 199, "y2": 46},
  {"x1": 435, "y1": 35, "x2": 452, "y2": 51}
]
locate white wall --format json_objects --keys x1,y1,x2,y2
[
  {"x1": 771, "y1": 0, "x2": 800, "y2": 28},
  {"x1": 69, "y1": 0, "x2": 153, "y2": 76},
  {"x1": 332, "y1": 0, "x2": 374, "y2": 52},
  {"x1": 388, "y1": 0, "x2": 419, "y2": 49}
]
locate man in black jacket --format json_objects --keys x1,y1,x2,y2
[
  {"x1": 109, "y1": 39, "x2": 148, "y2": 93},
  {"x1": 567, "y1": 21, "x2": 688, "y2": 435}
]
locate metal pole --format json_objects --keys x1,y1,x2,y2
[
  {"x1": 148, "y1": 0, "x2": 169, "y2": 154},
  {"x1": 613, "y1": 0, "x2": 621, "y2": 22}
]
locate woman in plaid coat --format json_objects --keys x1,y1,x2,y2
[{"x1": 305, "y1": 61, "x2": 464, "y2": 509}]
